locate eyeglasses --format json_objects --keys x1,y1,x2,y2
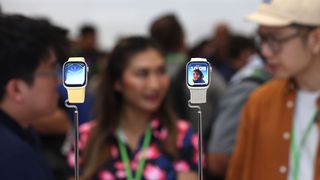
[
  {"x1": 255, "y1": 28, "x2": 312, "y2": 54},
  {"x1": 33, "y1": 64, "x2": 61, "y2": 78},
  {"x1": 18, "y1": 64, "x2": 60, "y2": 85},
  {"x1": 255, "y1": 31, "x2": 303, "y2": 54}
]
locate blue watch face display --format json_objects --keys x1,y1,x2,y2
[
  {"x1": 63, "y1": 62, "x2": 87, "y2": 87},
  {"x1": 187, "y1": 62, "x2": 210, "y2": 87}
]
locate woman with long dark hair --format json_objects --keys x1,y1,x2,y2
[{"x1": 68, "y1": 36, "x2": 198, "y2": 180}]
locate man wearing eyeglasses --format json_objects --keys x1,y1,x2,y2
[
  {"x1": 0, "y1": 15, "x2": 58, "y2": 179},
  {"x1": 227, "y1": 0, "x2": 320, "y2": 180}
]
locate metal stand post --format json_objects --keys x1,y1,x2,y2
[
  {"x1": 188, "y1": 100, "x2": 203, "y2": 180},
  {"x1": 65, "y1": 100, "x2": 79, "y2": 180}
]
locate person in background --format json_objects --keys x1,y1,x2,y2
[
  {"x1": 206, "y1": 34, "x2": 272, "y2": 179},
  {"x1": 187, "y1": 39, "x2": 212, "y2": 60},
  {"x1": 228, "y1": 35, "x2": 265, "y2": 85},
  {"x1": 68, "y1": 36, "x2": 199, "y2": 180},
  {"x1": 149, "y1": 14, "x2": 187, "y2": 78},
  {"x1": 228, "y1": 35, "x2": 257, "y2": 78},
  {"x1": 150, "y1": 14, "x2": 226, "y2": 151},
  {"x1": 227, "y1": 0, "x2": 320, "y2": 179},
  {"x1": 0, "y1": 14, "x2": 58, "y2": 180},
  {"x1": 210, "y1": 23, "x2": 231, "y2": 61},
  {"x1": 71, "y1": 24, "x2": 105, "y2": 76},
  {"x1": 209, "y1": 23, "x2": 236, "y2": 82}
]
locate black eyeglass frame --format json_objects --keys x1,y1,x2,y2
[{"x1": 255, "y1": 24, "x2": 318, "y2": 53}]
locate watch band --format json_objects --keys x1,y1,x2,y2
[
  {"x1": 190, "y1": 89, "x2": 207, "y2": 104},
  {"x1": 66, "y1": 57, "x2": 86, "y2": 103},
  {"x1": 68, "y1": 57, "x2": 85, "y2": 62},
  {"x1": 67, "y1": 88, "x2": 86, "y2": 103},
  {"x1": 190, "y1": 57, "x2": 207, "y2": 62}
]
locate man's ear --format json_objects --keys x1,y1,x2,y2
[
  {"x1": 308, "y1": 27, "x2": 320, "y2": 54},
  {"x1": 5, "y1": 80, "x2": 28, "y2": 102}
]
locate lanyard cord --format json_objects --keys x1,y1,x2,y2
[
  {"x1": 290, "y1": 111, "x2": 319, "y2": 180},
  {"x1": 117, "y1": 126, "x2": 152, "y2": 180}
]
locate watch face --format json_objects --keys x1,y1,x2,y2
[
  {"x1": 187, "y1": 61, "x2": 210, "y2": 87},
  {"x1": 63, "y1": 62, "x2": 87, "y2": 87}
]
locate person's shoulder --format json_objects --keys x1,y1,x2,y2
[
  {"x1": 0, "y1": 149, "x2": 49, "y2": 180},
  {"x1": 176, "y1": 120, "x2": 197, "y2": 148},
  {"x1": 0, "y1": 124, "x2": 33, "y2": 156},
  {"x1": 176, "y1": 120, "x2": 194, "y2": 132},
  {"x1": 0, "y1": 127, "x2": 39, "y2": 172},
  {"x1": 249, "y1": 78, "x2": 287, "y2": 102},
  {"x1": 0, "y1": 147, "x2": 36, "y2": 164},
  {"x1": 77, "y1": 120, "x2": 97, "y2": 149},
  {"x1": 79, "y1": 120, "x2": 96, "y2": 135},
  {"x1": 227, "y1": 79, "x2": 261, "y2": 97},
  {"x1": 155, "y1": 119, "x2": 194, "y2": 135}
]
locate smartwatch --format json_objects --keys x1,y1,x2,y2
[
  {"x1": 186, "y1": 58, "x2": 211, "y2": 104},
  {"x1": 63, "y1": 57, "x2": 89, "y2": 103}
]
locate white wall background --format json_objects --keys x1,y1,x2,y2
[{"x1": 1, "y1": 0, "x2": 260, "y2": 50}]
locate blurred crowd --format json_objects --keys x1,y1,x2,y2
[{"x1": 0, "y1": 0, "x2": 320, "y2": 179}]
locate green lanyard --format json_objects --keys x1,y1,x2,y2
[
  {"x1": 116, "y1": 126, "x2": 152, "y2": 180},
  {"x1": 290, "y1": 111, "x2": 319, "y2": 180}
]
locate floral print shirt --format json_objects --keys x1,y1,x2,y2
[{"x1": 68, "y1": 119, "x2": 199, "y2": 180}]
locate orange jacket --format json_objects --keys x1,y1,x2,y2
[{"x1": 227, "y1": 79, "x2": 320, "y2": 180}]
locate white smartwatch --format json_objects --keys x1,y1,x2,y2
[
  {"x1": 62, "y1": 57, "x2": 89, "y2": 103},
  {"x1": 186, "y1": 58, "x2": 212, "y2": 104}
]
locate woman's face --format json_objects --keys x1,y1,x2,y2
[
  {"x1": 115, "y1": 48, "x2": 170, "y2": 113},
  {"x1": 193, "y1": 71, "x2": 200, "y2": 81}
]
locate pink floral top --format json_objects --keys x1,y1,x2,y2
[{"x1": 68, "y1": 119, "x2": 199, "y2": 180}]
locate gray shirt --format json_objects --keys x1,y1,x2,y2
[{"x1": 207, "y1": 68, "x2": 272, "y2": 153}]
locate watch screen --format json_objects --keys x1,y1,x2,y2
[
  {"x1": 63, "y1": 62, "x2": 86, "y2": 87},
  {"x1": 187, "y1": 62, "x2": 210, "y2": 87}
]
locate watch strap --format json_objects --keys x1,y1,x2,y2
[
  {"x1": 190, "y1": 57, "x2": 207, "y2": 62},
  {"x1": 68, "y1": 57, "x2": 85, "y2": 62},
  {"x1": 190, "y1": 89, "x2": 207, "y2": 104},
  {"x1": 67, "y1": 88, "x2": 86, "y2": 103}
]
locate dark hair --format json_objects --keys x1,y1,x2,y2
[
  {"x1": 193, "y1": 69, "x2": 204, "y2": 79},
  {"x1": 188, "y1": 39, "x2": 211, "y2": 59},
  {"x1": 82, "y1": 36, "x2": 178, "y2": 178},
  {"x1": 229, "y1": 35, "x2": 256, "y2": 59},
  {"x1": 36, "y1": 18, "x2": 69, "y2": 65},
  {"x1": 149, "y1": 14, "x2": 184, "y2": 53},
  {"x1": 80, "y1": 24, "x2": 96, "y2": 36},
  {"x1": 0, "y1": 15, "x2": 55, "y2": 101}
]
